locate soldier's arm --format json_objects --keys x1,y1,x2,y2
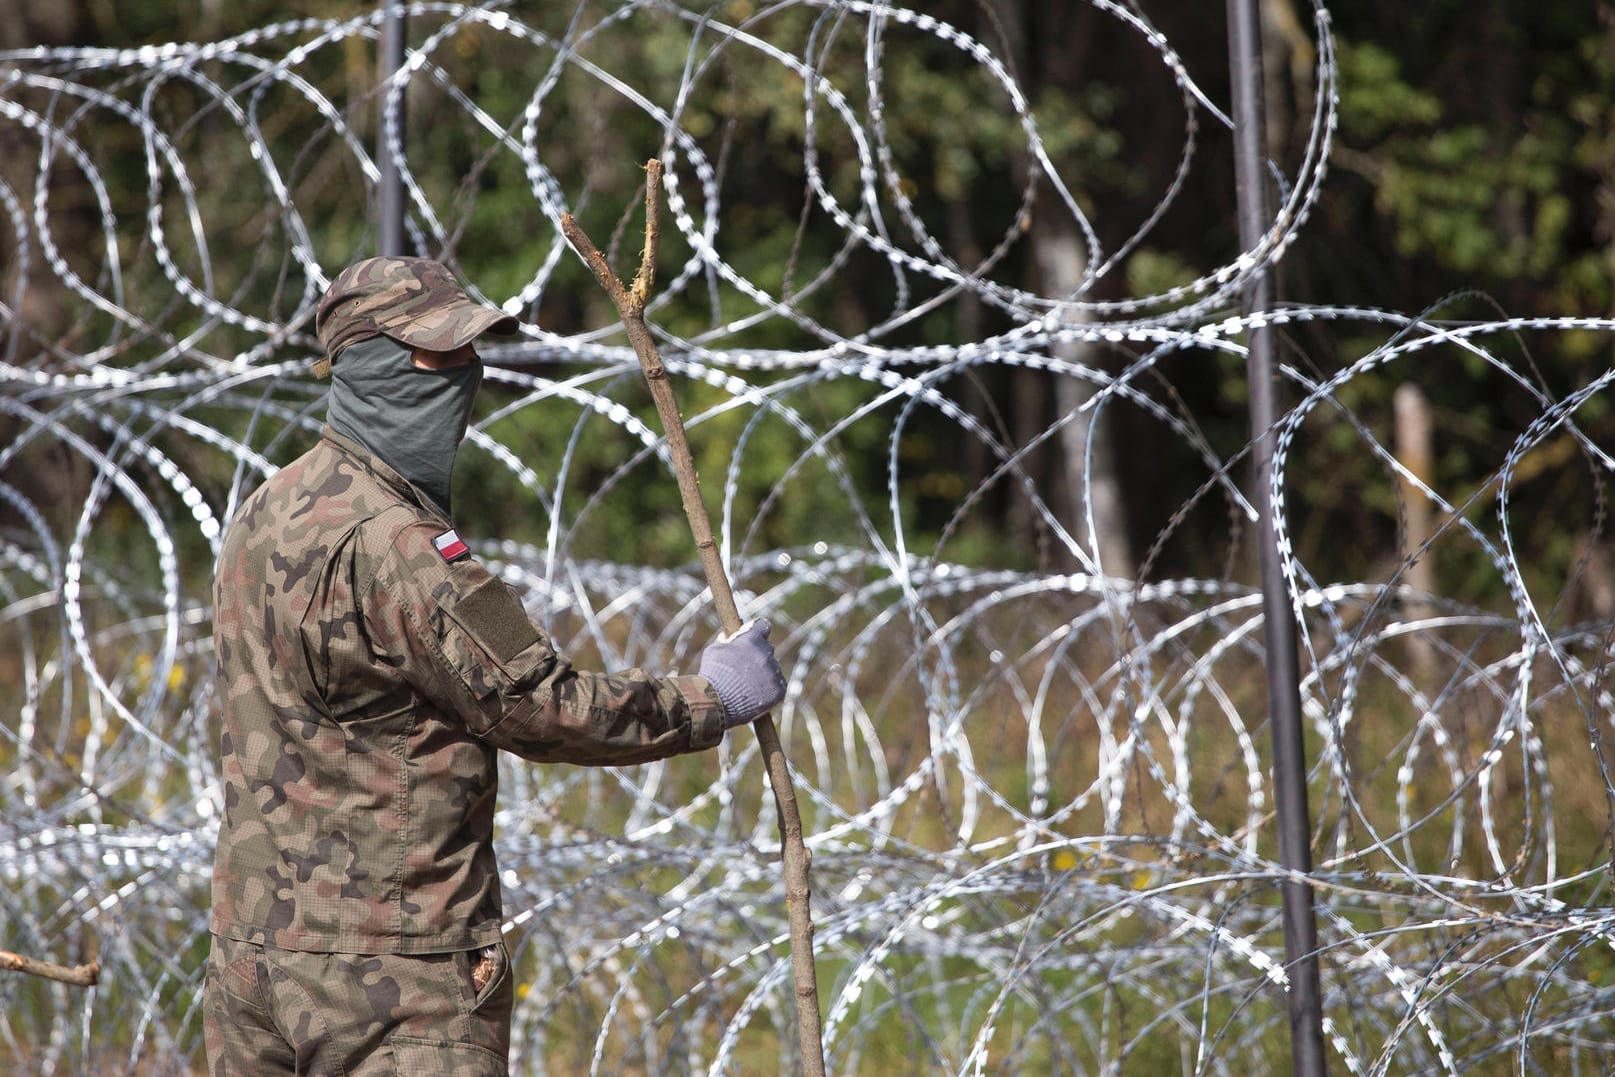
[{"x1": 365, "y1": 518, "x2": 725, "y2": 765}]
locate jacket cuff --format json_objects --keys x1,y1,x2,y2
[{"x1": 675, "y1": 674, "x2": 728, "y2": 749}]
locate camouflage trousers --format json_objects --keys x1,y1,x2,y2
[{"x1": 203, "y1": 934, "x2": 512, "y2": 1075}]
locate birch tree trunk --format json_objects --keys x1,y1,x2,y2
[
  {"x1": 1035, "y1": 224, "x2": 1135, "y2": 579},
  {"x1": 985, "y1": 0, "x2": 1134, "y2": 578}
]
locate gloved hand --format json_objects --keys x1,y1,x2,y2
[{"x1": 699, "y1": 619, "x2": 787, "y2": 728}]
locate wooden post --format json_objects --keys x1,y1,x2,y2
[{"x1": 1393, "y1": 383, "x2": 1437, "y2": 679}]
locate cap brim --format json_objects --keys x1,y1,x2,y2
[
  {"x1": 462, "y1": 305, "x2": 521, "y2": 342},
  {"x1": 438, "y1": 304, "x2": 520, "y2": 349},
  {"x1": 387, "y1": 301, "x2": 521, "y2": 353}
]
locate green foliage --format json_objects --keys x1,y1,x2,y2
[
  {"x1": 1124, "y1": 246, "x2": 1198, "y2": 297},
  {"x1": 24, "y1": 0, "x2": 1615, "y2": 598},
  {"x1": 1335, "y1": 42, "x2": 1444, "y2": 139},
  {"x1": 1274, "y1": 4, "x2": 1615, "y2": 609}
]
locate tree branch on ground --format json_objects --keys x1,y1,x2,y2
[{"x1": 0, "y1": 948, "x2": 100, "y2": 987}]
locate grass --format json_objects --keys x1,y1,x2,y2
[{"x1": 4, "y1": 577, "x2": 1615, "y2": 1074}]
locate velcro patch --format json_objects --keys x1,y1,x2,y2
[
  {"x1": 433, "y1": 529, "x2": 470, "y2": 562},
  {"x1": 452, "y1": 577, "x2": 541, "y2": 664}
]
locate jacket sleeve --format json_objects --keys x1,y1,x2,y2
[{"x1": 363, "y1": 515, "x2": 726, "y2": 765}]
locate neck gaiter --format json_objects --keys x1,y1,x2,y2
[{"x1": 326, "y1": 335, "x2": 483, "y2": 518}]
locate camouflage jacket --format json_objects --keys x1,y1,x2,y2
[{"x1": 210, "y1": 428, "x2": 724, "y2": 953}]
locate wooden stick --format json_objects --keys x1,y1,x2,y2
[
  {"x1": 561, "y1": 159, "x2": 826, "y2": 1077},
  {"x1": 0, "y1": 949, "x2": 100, "y2": 987}
]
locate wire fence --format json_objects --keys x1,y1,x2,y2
[{"x1": 3, "y1": 2, "x2": 1614, "y2": 1073}]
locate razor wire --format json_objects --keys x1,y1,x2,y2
[{"x1": 3, "y1": 1, "x2": 1615, "y2": 1074}]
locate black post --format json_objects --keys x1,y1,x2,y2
[
  {"x1": 1224, "y1": 1, "x2": 1329, "y2": 1075},
  {"x1": 378, "y1": 0, "x2": 406, "y2": 256}
]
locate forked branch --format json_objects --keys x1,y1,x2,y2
[{"x1": 560, "y1": 159, "x2": 826, "y2": 1077}]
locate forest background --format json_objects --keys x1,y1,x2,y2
[{"x1": 2, "y1": 0, "x2": 1611, "y2": 607}]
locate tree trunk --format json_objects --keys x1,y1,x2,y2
[
  {"x1": 1035, "y1": 224, "x2": 1134, "y2": 579},
  {"x1": 985, "y1": 0, "x2": 1133, "y2": 577}
]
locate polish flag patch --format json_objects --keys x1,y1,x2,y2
[{"x1": 433, "y1": 529, "x2": 470, "y2": 562}]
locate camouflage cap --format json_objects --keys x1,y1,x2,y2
[{"x1": 313, "y1": 256, "x2": 519, "y2": 377}]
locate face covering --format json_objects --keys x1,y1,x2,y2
[{"x1": 326, "y1": 334, "x2": 483, "y2": 518}]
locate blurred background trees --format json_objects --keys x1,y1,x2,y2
[{"x1": 3, "y1": 0, "x2": 1611, "y2": 610}]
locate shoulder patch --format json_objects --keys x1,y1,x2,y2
[{"x1": 433, "y1": 529, "x2": 471, "y2": 562}]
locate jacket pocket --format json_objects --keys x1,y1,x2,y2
[{"x1": 463, "y1": 939, "x2": 511, "y2": 1015}]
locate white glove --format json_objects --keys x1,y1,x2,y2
[{"x1": 699, "y1": 619, "x2": 786, "y2": 727}]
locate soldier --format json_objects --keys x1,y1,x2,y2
[{"x1": 203, "y1": 256, "x2": 785, "y2": 1075}]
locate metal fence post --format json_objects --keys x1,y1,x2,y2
[
  {"x1": 378, "y1": 0, "x2": 406, "y2": 256},
  {"x1": 1224, "y1": 1, "x2": 1329, "y2": 1073}
]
